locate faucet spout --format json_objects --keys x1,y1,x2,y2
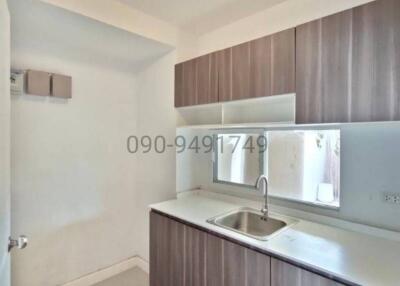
[{"x1": 255, "y1": 175, "x2": 269, "y2": 220}]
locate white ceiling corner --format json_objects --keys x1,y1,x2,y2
[{"x1": 117, "y1": 0, "x2": 289, "y2": 35}]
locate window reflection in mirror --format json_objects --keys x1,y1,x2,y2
[
  {"x1": 213, "y1": 132, "x2": 266, "y2": 187},
  {"x1": 266, "y1": 130, "x2": 340, "y2": 207},
  {"x1": 213, "y1": 129, "x2": 341, "y2": 208}
]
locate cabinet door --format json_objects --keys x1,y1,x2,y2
[
  {"x1": 150, "y1": 212, "x2": 271, "y2": 286},
  {"x1": 150, "y1": 212, "x2": 185, "y2": 286},
  {"x1": 175, "y1": 55, "x2": 218, "y2": 107},
  {"x1": 250, "y1": 35, "x2": 272, "y2": 98},
  {"x1": 231, "y1": 30, "x2": 295, "y2": 101},
  {"x1": 184, "y1": 226, "x2": 206, "y2": 286},
  {"x1": 297, "y1": 0, "x2": 400, "y2": 123},
  {"x1": 217, "y1": 49, "x2": 233, "y2": 102},
  {"x1": 174, "y1": 63, "x2": 184, "y2": 107},
  {"x1": 196, "y1": 54, "x2": 218, "y2": 105},
  {"x1": 296, "y1": 10, "x2": 352, "y2": 124},
  {"x1": 271, "y1": 28, "x2": 295, "y2": 95},
  {"x1": 351, "y1": 0, "x2": 400, "y2": 121},
  {"x1": 246, "y1": 248, "x2": 271, "y2": 286},
  {"x1": 232, "y1": 42, "x2": 251, "y2": 100},
  {"x1": 205, "y1": 234, "x2": 223, "y2": 286},
  {"x1": 271, "y1": 259, "x2": 343, "y2": 286},
  {"x1": 182, "y1": 59, "x2": 197, "y2": 106},
  {"x1": 223, "y1": 240, "x2": 246, "y2": 286}
]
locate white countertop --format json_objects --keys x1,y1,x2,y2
[{"x1": 150, "y1": 193, "x2": 400, "y2": 286}]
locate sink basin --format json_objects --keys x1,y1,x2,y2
[{"x1": 207, "y1": 207, "x2": 294, "y2": 240}]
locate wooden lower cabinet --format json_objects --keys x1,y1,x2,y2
[
  {"x1": 150, "y1": 211, "x2": 344, "y2": 286},
  {"x1": 271, "y1": 259, "x2": 344, "y2": 286},
  {"x1": 150, "y1": 211, "x2": 185, "y2": 286}
]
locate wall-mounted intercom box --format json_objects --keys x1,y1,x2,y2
[{"x1": 10, "y1": 71, "x2": 24, "y2": 96}]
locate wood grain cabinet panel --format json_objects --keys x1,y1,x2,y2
[
  {"x1": 175, "y1": 28, "x2": 294, "y2": 106},
  {"x1": 271, "y1": 258, "x2": 344, "y2": 286},
  {"x1": 184, "y1": 226, "x2": 206, "y2": 286},
  {"x1": 150, "y1": 212, "x2": 168, "y2": 286},
  {"x1": 216, "y1": 49, "x2": 233, "y2": 102},
  {"x1": 150, "y1": 212, "x2": 184, "y2": 286},
  {"x1": 196, "y1": 54, "x2": 218, "y2": 105},
  {"x1": 250, "y1": 35, "x2": 272, "y2": 98},
  {"x1": 223, "y1": 240, "x2": 246, "y2": 286},
  {"x1": 296, "y1": 0, "x2": 400, "y2": 123},
  {"x1": 296, "y1": 10, "x2": 353, "y2": 124},
  {"x1": 246, "y1": 248, "x2": 271, "y2": 286},
  {"x1": 174, "y1": 63, "x2": 184, "y2": 107},
  {"x1": 205, "y1": 234, "x2": 224, "y2": 286},
  {"x1": 231, "y1": 29, "x2": 295, "y2": 101},
  {"x1": 271, "y1": 28, "x2": 295, "y2": 96},
  {"x1": 150, "y1": 213, "x2": 184, "y2": 286},
  {"x1": 175, "y1": 55, "x2": 218, "y2": 107},
  {"x1": 351, "y1": 0, "x2": 400, "y2": 121},
  {"x1": 182, "y1": 59, "x2": 197, "y2": 107},
  {"x1": 151, "y1": 212, "x2": 344, "y2": 286},
  {"x1": 232, "y1": 42, "x2": 251, "y2": 100}
]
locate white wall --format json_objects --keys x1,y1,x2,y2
[
  {"x1": 134, "y1": 51, "x2": 178, "y2": 261},
  {"x1": 0, "y1": 0, "x2": 11, "y2": 285},
  {"x1": 8, "y1": 1, "x2": 179, "y2": 285},
  {"x1": 10, "y1": 49, "x2": 139, "y2": 286}
]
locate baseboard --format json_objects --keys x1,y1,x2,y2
[{"x1": 63, "y1": 256, "x2": 149, "y2": 286}]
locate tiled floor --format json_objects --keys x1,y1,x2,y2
[{"x1": 94, "y1": 267, "x2": 149, "y2": 286}]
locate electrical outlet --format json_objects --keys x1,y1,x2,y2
[{"x1": 383, "y1": 192, "x2": 400, "y2": 204}]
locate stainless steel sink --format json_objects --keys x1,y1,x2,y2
[{"x1": 207, "y1": 207, "x2": 295, "y2": 240}]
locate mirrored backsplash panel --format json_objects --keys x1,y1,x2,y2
[
  {"x1": 212, "y1": 129, "x2": 340, "y2": 208},
  {"x1": 214, "y1": 132, "x2": 265, "y2": 187},
  {"x1": 177, "y1": 122, "x2": 400, "y2": 232},
  {"x1": 266, "y1": 130, "x2": 340, "y2": 208}
]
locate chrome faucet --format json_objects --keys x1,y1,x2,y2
[{"x1": 255, "y1": 175, "x2": 269, "y2": 220}]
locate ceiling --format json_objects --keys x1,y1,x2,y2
[
  {"x1": 117, "y1": 0, "x2": 288, "y2": 35},
  {"x1": 10, "y1": 0, "x2": 172, "y2": 73}
]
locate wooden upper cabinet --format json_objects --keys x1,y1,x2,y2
[
  {"x1": 232, "y1": 42, "x2": 251, "y2": 100},
  {"x1": 296, "y1": 10, "x2": 352, "y2": 124},
  {"x1": 181, "y1": 59, "x2": 197, "y2": 107},
  {"x1": 175, "y1": 28, "x2": 295, "y2": 106},
  {"x1": 231, "y1": 28, "x2": 295, "y2": 101},
  {"x1": 174, "y1": 63, "x2": 184, "y2": 107},
  {"x1": 271, "y1": 29, "x2": 295, "y2": 96},
  {"x1": 216, "y1": 49, "x2": 232, "y2": 102},
  {"x1": 250, "y1": 36, "x2": 272, "y2": 98},
  {"x1": 351, "y1": 0, "x2": 400, "y2": 122},
  {"x1": 296, "y1": 0, "x2": 400, "y2": 123},
  {"x1": 196, "y1": 54, "x2": 218, "y2": 105},
  {"x1": 175, "y1": 55, "x2": 218, "y2": 107}
]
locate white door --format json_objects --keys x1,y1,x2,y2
[
  {"x1": 1, "y1": 2, "x2": 28, "y2": 284},
  {"x1": 0, "y1": 0, "x2": 11, "y2": 285}
]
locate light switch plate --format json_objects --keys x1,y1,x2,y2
[
  {"x1": 26, "y1": 70, "x2": 51, "y2": 96},
  {"x1": 51, "y1": 73, "x2": 72, "y2": 99}
]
